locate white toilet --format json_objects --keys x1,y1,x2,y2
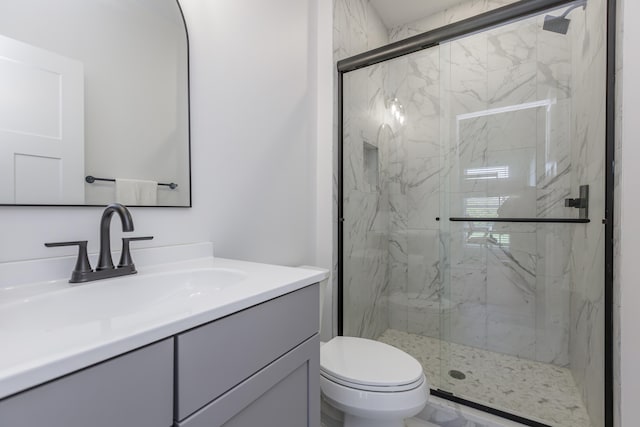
[
  {"x1": 301, "y1": 266, "x2": 429, "y2": 427},
  {"x1": 320, "y1": 336, "x2": 429, "y2": 427}
]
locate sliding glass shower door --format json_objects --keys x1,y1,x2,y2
[{"x1": 341, "y1": 1, "x2": 608, "y2": 426}]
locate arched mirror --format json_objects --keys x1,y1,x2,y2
[{"x1": 0, "y1": 0, "x2": 190, "y2": 207}]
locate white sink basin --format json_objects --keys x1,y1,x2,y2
[
  {"x1": 0, "y1": 267, "x2": 248, "y2": 331},
  {"x1": 149, "y1": 267, "x2": 248, "y2": 290}
]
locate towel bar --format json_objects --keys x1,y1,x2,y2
[{"x1": 85, "y1": 176, "x2": 178, "y2": 190}]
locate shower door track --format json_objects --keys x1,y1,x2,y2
[
  {"x1": 431, "y1": 389, "x2": 552, "y2": 427},
  {"x1": 336, "y1": 0, "x2": 617, "y2": 426}
]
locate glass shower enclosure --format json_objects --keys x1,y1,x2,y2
[{"x1": 339, "y1": 1, "x2": 610, "y2": 426}]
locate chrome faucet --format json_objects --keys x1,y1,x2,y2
[{"x1": 45, "y1": 203, "x2": 153, "y2": 283}]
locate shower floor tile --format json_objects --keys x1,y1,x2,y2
[{"x1": 377, "y1": 329, "x2": 592, "y2": 427}]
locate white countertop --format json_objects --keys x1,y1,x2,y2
[{"x1": 0, "y1": 243, "x2": 327, "y2": 400}]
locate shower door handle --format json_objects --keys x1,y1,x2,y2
[{"x1": 564, "y1": 185, "x2": 589, "y2": 219}]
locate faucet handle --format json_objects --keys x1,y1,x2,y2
[
  {"x1": 118, "y1": 236, "x2": 154, "y2": 269},
  {"x1": 45, "y1": 241, "x2": 93, "y2": 282}
]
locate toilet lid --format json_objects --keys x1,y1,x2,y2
[{"x1": 320, "y1": 337, "x2": 424, "y2": 389}]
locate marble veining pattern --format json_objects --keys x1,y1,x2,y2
[
  {"x1": 378, "y1": 329, "x2": 592, "y2": 427},
  {"x1": 384, "y1": 10, "x2": 577, "y2": 366},
  {"x1": 566, "y1": 2, "x2": 607, "y2": 427},
  {"x1": 336, "y1": 1, "x2": 607, "y2": 426},
  {"x1": 337, "y1": 0, "x2": 391, "y2": 340}
]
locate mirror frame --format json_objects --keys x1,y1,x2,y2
[{"x1": 0, "y1": 0, "x2": 192, "y2": 208}]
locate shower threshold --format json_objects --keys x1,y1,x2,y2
[{"x1": 377, "y1": 329, "x2": 592, "y2": 427}]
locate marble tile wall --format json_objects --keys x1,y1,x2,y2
[
  {"x1": 385, "y1": 48, "x2": 443, "y2": 338},
  {"x1": 384, "y1": 9, "x2": 579, "y2": 367},
  {"x1": 445, "y1": 20, "x2": 563, "y2": 362},
  {"x1": 335, "y1": 2, "x2": 609, "y2": 425},
  {"x1": 566, "y1": 1, "x2": 608, "y2": 427},
  {"x1": 334, "y1": 0, "x2": 391, "y2": 339},
  {"x1": 333, "y1": 0, "x2": 388, "y2": 64},
  {"x1": 334, "y1": 0, "x2": 525, "y2": 343},
  {"x1": 388, "y1": 0, "x2": 520, "y2": 45}
]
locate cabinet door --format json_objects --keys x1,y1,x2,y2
[
  {"x1": 0, "y1": 339, "x2": 173, "y2": 427},
  {"x1": 175, "y1": 284, "x2": 319, "y2": 420},
  {"x1": 178, "y1": 335, "x2": 320, "y2": 427}
]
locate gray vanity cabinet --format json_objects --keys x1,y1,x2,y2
[
  {"x1": 175, "y1": 284, "x2": 320, "y2": 427},
  {"x1": 176, "y1": 335, "x2": 319, "y2": 427},
  {"x1": 0, "y1": 284, "x2": 320, "y2": 427},
  {"x1": 0, "y1": 338, "x2": 174, "y2": 427}
]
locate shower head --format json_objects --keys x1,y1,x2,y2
[{"x1": 542, "y1": 0, "x2": 586, "y2": 35}]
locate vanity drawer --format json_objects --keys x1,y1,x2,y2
[
  {"x1": 0, "y1": 338, "x2": 174, "y2": 427},
  {"x1": 175, "y1": 283, "x2": 319, "y2": 420},
  {"x1": 177, "y1": 335, "x2": 319, "y2": 427}
]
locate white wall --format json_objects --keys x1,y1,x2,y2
[
  {"x1": 0, "y1": 0, "x2": 329, "y2": 269},
  {"x1": 315, "y1": 0, "x2": 334, "y2": 274},
  {"x1": 619, "y1": 0, "x2": 640, "y2": 425},
  {"x1": 180, "y1": 0, "x2": 320, "y2": 266},
  {"x1": 315, "y1": 0, "x2": 336, "y2": 340}
]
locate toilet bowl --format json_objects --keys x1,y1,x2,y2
[
  {"x1": 298, "y1": 265, "x2": 429, "y2": 427},
  {"x1": 320, "y1": 336, "x2": 429, "y2": 427}
]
